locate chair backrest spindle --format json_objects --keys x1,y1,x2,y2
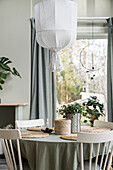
[
  {"x1": 17, "y1": 139, "x2": 23, "y2": 170},
  {"x1": 89, "y1": 143, "x2": 93, "y2": 170},
  {"x1": 106, "y1": 146, "x2": 113, "y2": 170},
  {"x1": 94, "y1": 143, "x2": 100, "y2": 170},
  {"x1": 81, "y1": 143, "x2": 84, "y2": 170},
  {"x1": 99, "y1": 142, "x2": 106, "y2": 170},
  {"x1": 103, "y1": 141, "x2": 111, "y2": 170},
  {"x1": 9, "y1": 139, "x2": 17, "y2": 170}
]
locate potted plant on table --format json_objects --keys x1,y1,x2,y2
[
  {"x1": 82, "y1": 96, "x2": 104, "y2": 127},
  {"x1": 57, "y1": 102, "x2": 83, "y2": 133}
]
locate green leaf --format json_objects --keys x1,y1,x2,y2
[
  {"x1": 12, "y1": 67, "x2": 21, "y2": 78},
  {"x1": 0, "y1": 72, "x2": 7, "y2": 79},
  {"x1": 0, "y1": 62, "x2": 10, "y2": 71},
  {"x1": 5, "y1": 60, "x2": 12, "y2": 65},
  {"x1": 0, "y1": 57, "x2": 9, "y2": 63},
  {"x1": 0, "y1": 85, "x2": 3, "y2": 90},
  {"x1": 83, "y1": 113, "x2": 87, "y2": 116},
  {"x1": 0, "y1": 79, "x2": 5, "y2": 84}
]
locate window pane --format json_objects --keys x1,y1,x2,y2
[{"x1": 56, "y1": 39, "x2": 107, "y2": 121}]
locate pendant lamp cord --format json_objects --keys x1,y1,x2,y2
[
  {"x1": 92, "y1": 18, "x2": 94, "y2": 43},
  {"x1": 42, "y1": 0, "x2": 46, "y2": 15},
  {"x1": 92, "y1": 18, "x2": 94, "y2": 69},
  {"x1": 30, "y1": 0, "x2": 33, "y2": 18}
]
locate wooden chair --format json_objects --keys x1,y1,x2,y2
[
  {"x1": 94, "y1": 120, "x2": 113, "y2": 130},
  {"x1": 15, "y1": 119, "x2": 44, "y2": 129},
  {"x1": 77, "y1": 131, "x2": 113, "y2": 170},
  {"x1": 0, "y1": 129, "x2": 23, "y2": 170}
]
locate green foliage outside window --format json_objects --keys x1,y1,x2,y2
[{"x1": 56, "y1": 48, "x2": 84, "y2": 104}]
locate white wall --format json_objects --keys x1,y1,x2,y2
[{"x1": 0, "y1": 0, "x2": 31, "y2": 119}]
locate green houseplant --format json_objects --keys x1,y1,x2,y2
[
  {"x1": 57, "y1": 102, "x2": 83, "y2": 133},
  {"x1": 57, "y1": 102, "x2": 83, "y2": 118},
  {"x1": 82, "y1": 96, "x2": 104, "y2": 126},
  {"x1": 0, "y1": 56, "x2": 21, "y2": 90}
]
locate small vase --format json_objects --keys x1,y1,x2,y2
[
  {"x1": 67, "y1": 113, "x2": 81, "y2": 133},
  {"x1": 71, "y1": 113, "x2": 81, "y2": 133}
]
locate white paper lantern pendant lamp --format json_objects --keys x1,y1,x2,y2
[{"x1": 34, "y1": 0, "x2": 77, "y2": 72}]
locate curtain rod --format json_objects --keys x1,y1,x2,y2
[{"x1": 78, "y1": 17, "x2": 109, "y2": 20}]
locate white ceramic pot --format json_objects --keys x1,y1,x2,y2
[
  {"x1": 71, "y1": 113, "x2": 81, "y2": 133},
  {"x1": 67, "y1": 113, "x2": 81, "y2": 133}
]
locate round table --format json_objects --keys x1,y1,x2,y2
[{"x1": 19, "y1": 133, "x2": 101, "y2": 170}]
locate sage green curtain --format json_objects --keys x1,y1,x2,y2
[
  {"x1": 107, "y1": 17, "x2": 113, "y2": 122},
  {"x1": 30, "y1": 18, "x2": 56, "y2": 126}
]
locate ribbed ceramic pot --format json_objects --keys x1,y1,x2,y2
[
  {"x1": 67, "y1": 113, "x2": 81, "y2": 133},
  {"x1": 71, "y1": 113, "x2": 81, "y2": 133}
]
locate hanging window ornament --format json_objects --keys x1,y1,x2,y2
[
  {"x1": 80, "y1": 19, "x2": 106, "y2": 73},
  {"x1": 34, "y1": 0, "x2": 77, "y2": 72}
]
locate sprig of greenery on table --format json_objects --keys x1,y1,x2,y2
[
  {"x1": 82, "y1": 96, "x2": 105, "y2": 125},
  {"x1": 0, "y1": 56, "x2": 21, "y2": 90},
  {"x1": 57, "y1": 102, "x2": 83, "y2": 118}
]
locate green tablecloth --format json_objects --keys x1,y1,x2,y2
[{"x1": 19, "y1": 134, "x2": 103, "y2": 170}]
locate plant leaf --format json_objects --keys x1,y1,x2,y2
[
  {"x1": 0, "y1": 62, "x2": 11, "y2": 71},
  {"x1": 0, "y1": 79, "x2": 5, "y2": 84},
  {"x1": 0, "y1": 57, "x2": 10, "y2": 63},
  {"x1": 0, "y1": 85, "x2": 3, "y2": 90},
  {"x1": 5, "y1": 60, "x2": 12, "y2": 65},
  {"x1": 12, "y1": 67, "x2": 21, "y2": 78},
  {"x1": 0, "y1": 72, "x2": 7, "y2": 79}
]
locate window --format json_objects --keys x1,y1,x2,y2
[{"x1": 56, "y1": 38, "x2": 107, "y2": 121}]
